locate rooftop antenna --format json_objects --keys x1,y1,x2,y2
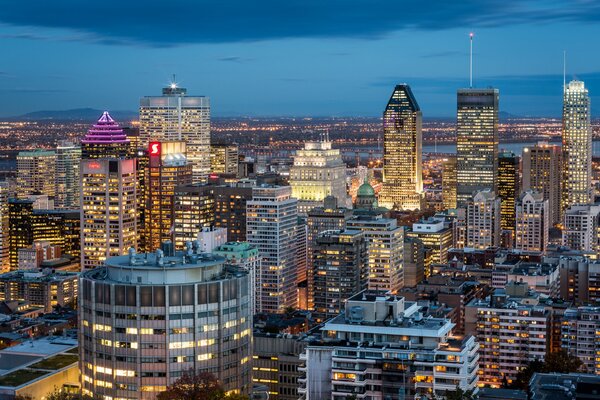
[
  {"x1": 563, "y1": 50, "x2": 566, "y2": 94},
  {"x1": 469, "y1": 32, "x2": 474, "y2": 88}
]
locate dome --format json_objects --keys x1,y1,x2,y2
[{"x1": 357, "y1": 181, "x2": 375, "y2": 197}]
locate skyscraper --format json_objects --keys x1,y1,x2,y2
[
  {"x1": 247, "y1": 186, "x2": 298, "y2": 313},
  {"x1": 173, "y1": 185, "x2": 215, "y2": 251},
  {"x1": 55, "y1": 140, "x2": 81, "y2": 210},
  {"x1": 81, "y1": 111, "x2": 131, "y2": 159},
  {"x1": 498, "y1": 151, "x2": 520, "y2": 242},
  {"x1": 522, "y1": 143, "x2": 563, "y2": 225},
  {"x1": 16, "y1": 150, "x2": 56, "y2": 199},
  {"x1": 515, "y1": 190, "x2": 549, "y2": 252},
  {"x1": 442, "y1": 155, "x2": 457, "y2": 210},
  {"x1": 210, "y1": 143, "x2": 239, "y2": 176},
  {"x1": 380, "y1": 84, "x2": 423, "y2": 210},
  {"x1": 466, "y1": 190, "x2": 501, "y2": 249},
  {"x1": 140, "y1": 84, "x2": 211, "y2": 183},
  {"x1": 456, "y1": 88, "x2": 499, "y2": 206},
  {"x1": 562, "y1": 80, "x2": 592, "y2": 209},
  {"x1": 80, "y1": 159, "x2": 138, "y2": 269},
  {"x1": 289, "y1": 138, "x2": 350, "y2": 214},
  {"x1": 144, "y1": 141, "x2": 193, "y2": 251}
]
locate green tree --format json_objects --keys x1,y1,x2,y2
[
  {"x1": 511, "y1": 350, "x2": 583, "y2": 390},
  {"x1": 44, "y1": 387, "x2": 93, "y2": 400},
  {"x1": 444, "y1": 385, "x2": 476, "y2": 400},
  {"x1": 157, "y1": 372, "x2": 249, "y2": 400}
]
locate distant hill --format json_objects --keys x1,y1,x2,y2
[{"x1": 5, "y1": 108, "x2": 138, "y2": 122}]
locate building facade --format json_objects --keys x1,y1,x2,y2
[
  {"x1": 456, "y1": 89, "x2": 499, "y2": 206},
  {"x1": 79, "y1": 248, "x2": 252, "y2": 399},
  {"x1": 81, "y1": 111, "x2": 131, "y2": 159},
  {"x1": 442, "y1": 155, "x2": 457, "y2": 210},
  {"x1": 515, "y1": 191, "x2": 549, "y2": 252},
  {"x1": 210, "y1": 144, "x2": 239, "y2": 176},
  {"x1": 380, "y1": 84, "x2": 424, "y2": 210},
  {"x1": 140, "y1": 85, "x2": 211, "y2": 183},
  {"x1": 55, "y1": 140, "x2": 81, "y2": 210},
  {"x1": 466, "y1": 190, "x2": 501, "y2": 250},
  {"x1": 498, "y1": 151, "x2": 520, "y2": 242},
  {"x1": 561, "y1": 306, "x2": 600, "y2": 375},
  {"x1": 562, "y1": 204, "x2": 600, "y2": 252},
  {"x1": 16, "y1": 150, "x2": 56, "y2": 199}
]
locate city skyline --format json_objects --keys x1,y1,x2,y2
[{"x1": 1, "y1": 2, "x2": 600, "y2": 117}]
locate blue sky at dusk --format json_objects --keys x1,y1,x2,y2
[{"x1": 1, "y1": 1, "x2": 600, "y2": 117}]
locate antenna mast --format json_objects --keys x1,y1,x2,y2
[{"x1": 469, "y1": 33, "x2": 474, "y2": 88}]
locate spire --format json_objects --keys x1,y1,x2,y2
[{"x1": 97, "y1": 111, "x2": 115, "y2": 124}]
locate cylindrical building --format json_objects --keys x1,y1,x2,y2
[{"x1": 79, "y1": 245, "x2": 252, "y2": 399}]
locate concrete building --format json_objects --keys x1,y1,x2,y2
[
  {"x1": 515, "y1": 191, "x2": 549, "y2": 252},
  {"x1": 466, "y1": 283, "x2": 550, "y2": 387},
  {"x1": 492, "y1": 262, "x2": 560, "y2": 297},
  {"x1": 16, "y1": 150, "x2": 56, "y2": 199},
  {"x1": 456, "y1": 88, "x2": 499, "y2": 206},
  {"x1": 197, "y1": 226, "x2": 227, "y2": 253},
  {"x1": 210, "y1": 143, "x2": 239, "y2": 176},
  {"x1": 0, "y1": 269, "x2": 78, "y2": 312},
  {"x1": 561, "y1": 306, "x2": 600, "y2": 375},
  {"x1": 554, "y1": 256, "x2": 600, "y2": 304},
  {"x1": 79, "y1": 247, "x2": 252, "y2": 399},
  {"x1": 562, "y1": 204, "x2": 600, "y2": 252},
  {"x1": 522, "y1": 142, "x2": 563, "y2": 225},
  {"x1": 380, "y1": 84, "x2": 424, "y2": 210},
  {"x1": 562, "y1": 80, "x2": 593, "y2": 209},
  {"x1": 347, "y1": 214, "x2": 404, "y2": 293},
  {"x1": 299, "y1": 291, "x2": 479, "y2": 399},
  {"x1": 312, "y1": 230, "x2": 367, "y2": 322},
  {"x1": 140, "y1": 84, "x2": 211, "y2": 183},
  {"x1": 80, "y1": 158, "x2": 138, "y2": 270},
  {"x1": 403, "y1": 237, "x2": 425, "y2": 287},
  {"x1": 466, "y1": 190, "x2": 501, "y2": 249},
  {"x1": 247, "y1": 186, "x2": 298, "y2": 313},
  {"x1": 406, "y1": 217, "x2": 453, "y2": 265},
  {"x1": 17, "y1": 241, "x2": 61, "y2": 270},
  {"x1": 289, "y1": 138, "x2": 350, "y2": 214}
]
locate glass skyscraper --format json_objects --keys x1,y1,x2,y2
[
  {"x1": 456, "y1": 88, "x2": 499, "y2": 207},
  {"x1": 140, "y1": 85, "x2": 211, "y2": 183},
  {"x1": 562, "y1": 80, "x2": 592, "y2": 209},
  {"x1": 380, "y1": 84, "x2": 423, "y2": 210}
]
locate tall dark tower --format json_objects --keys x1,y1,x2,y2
[
  {"x1": 379, "y1": 84, "x2": 423, "y2": 210},
  {"x1": 498, "y1": 151, "x2": 520, "y2": 245}
]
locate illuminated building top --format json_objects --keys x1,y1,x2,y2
[{"x1": 81, "y1": 111, "x2": 129, "y2": 145}]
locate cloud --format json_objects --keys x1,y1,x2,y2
[
  {"x1": 0, "y1": 88, "x2": 71, "y2": 94},
  {"x1": 0, "y1": 1, "x2": 599, "y2": 47},
  {"x1": 217, "y1": 56, "x2": 253, "y2": 63}
]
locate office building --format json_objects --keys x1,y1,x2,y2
[
  {"x1": 347, "y1": 214, "x2": 404, "y2": 292},
  {"x1": 300, "y1": 292, "x2": 479, "y2": 399},
  {"x1": 561, "y1": 306, "x2": 600, "y2": 375},
  {"x1": 213, "y1": 241, "x2": 260, "y2": 315},
  {"x1": 403, "y1": 236, "x2": 425, "y2": 287},
  {"x1": 456, "y1": 88, "x2": 499, "y2": 206},
  {"x1": 212, "y1": 184, "x2": 254, "y2": 243},
  {"x1": 247, "y1": 186, "x2": 298, "y2": 313},
  {"x1": 466, "y1": 190, "x2": 501, "y2": 249},
  {"x1": 515, "y1": 191, "x2": 549, "y2": 252},
  {"x1": 9, "y1": 199, "x2": 80, "y2": 270},
  {"x1": 140, "y1": 84, "x2": 211, "y2": 183},
  {"x1": 79, "y1": 247, "x2": 252, "y2": 398},
  {"x1": 562, "y1": 80, "x2": 592, "y2": 209},
  {"x1": 498, "y1": 151, "x2": 520, "y2": 241},
  {"x1": 562, "y1": 204, "x2": 600, "y2": 252},
  {"x1": 16, "y1": 150, "x2": 56, "y2": 199},
  {"x1": 311, "y1": 230, "x2": 367, "y2": 322},
  {"x1": 17, "y1": 241, "x2": 61, "y2": 270},
  {"x1": 173, "y1": 186, "x2": 215, "y2": 251},
  {"x1": 406, "y1": 217, "x2": 453, "y2": 266},
  {"x1": 380, "y1": 84, "x2": 424, "y2": 210},
  {"x1": 522, "y1": 143, "x2": 563, "y2": 225},
  {"x1": 0, "y1": 269, "x2": 78, "y2": 312},
  {"x1": 466, "y1": 284, "x2": 550, "y2": 387},
  {"x1": 54, "y1": 140, "x2": 81, "y2": 210},
  {"x1": 0, "y1": 181, "x2": 10, "y2": 270},
  {"x1": 144, "y1": 141, "x2": 193, "y2": 252},
  {"x1": 442, "y1": 155, "x2": 457, "y2": 210},
  {"x1": 210, "y1": 143, "x2": 239, "y2": 175},
  {"x1": 80, "y1": 158, "x2": 137, "y2": 270},
  {"x1": 81, "y1": 111, "x2": 131, "y2": 159},
  {"x1": 289, "y1": 138, "x2": 350, "y2": 214}
]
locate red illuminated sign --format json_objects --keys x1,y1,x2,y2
[
  {"x1": 149, "y1": 142, "x2": 161, "y2": 156},
  {"x1": 88, "y1": 161, "x2": 102, "y2": 170}
]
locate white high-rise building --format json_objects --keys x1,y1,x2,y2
[
  {"x1": 80, "y1": 159, "x2": 138, "y2": 270},
  {"x1": 466, "y1": 189, "x2": 501, "y2": 249},
  {"x1": 55, "y1": 140, "x2": 81, "y2": 210},
  {"x1": 562, "y1": 80, "x2": 592, "y2": 209},
  {"x1": 347, "y1": 214, "x2": 404, "y2": 292},
  {"x1": 515, "y1": 190, "x2": 549, "y2": 252},
  {"x1": 562, "y1": 204, "x2": 600, "y2": 252},
  {"x1": 289, "y1": 138, "x2": 350, "y2": 214},
  {"x1": 247, "y1": 185, "x2": 298, "y2": 313},
  {"x1": 140, "y1": 84, "x2": 211, "y2": 183},
  {"x1": 300, "y1": 291, "x2": 479, "y2": 399},
  {"x1": 561, "y1": 306, "x2": 600, "y2": 375},
  {"x1": 16, "y1": 150, "x2": 56, "y2": 199}
]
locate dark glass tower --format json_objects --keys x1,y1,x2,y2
[{"x1": 498, "y1": 151, "x2": 520, "y2": 242}]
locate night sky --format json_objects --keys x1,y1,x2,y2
[{"x1": 1, "y1": 1, "x2": 599, "y2": 117}]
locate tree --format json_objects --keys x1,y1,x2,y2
[
  {"x1": 157, "y1": 372, "x2": 249, "y2": 400},
  {"x1": 44, "y1": 387, "x2": 93, "y2": 400},
  {"x1": 444, "y1": 386, "x2": 476, "y2": 400},
  {"x1": 511, "y1": 350, "x2": 583, "y2": 390}
]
